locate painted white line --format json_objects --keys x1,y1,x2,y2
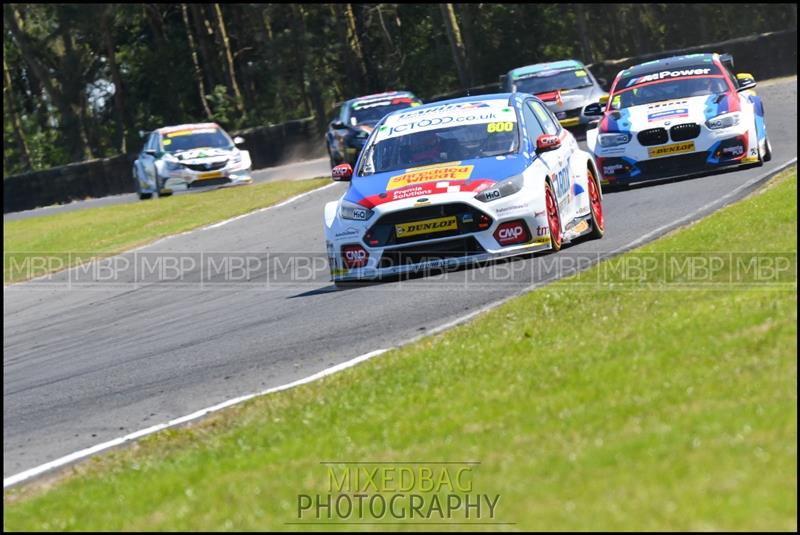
[
  {"x1": 4, "y1": 160, "x2": 794, "y2": 489},
  {"x1": 3, "y1": 348, "x2": 388, "y2": 488}
]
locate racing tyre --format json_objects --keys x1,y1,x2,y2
[
  {"x1": 134, "y1": 169, "x2": 152, "y2": 200},
  {"x1": 545, "y1": 182, "x2": 562, "y2": 252},
  {"x1": 586, "y1": 168, "x2": 605, "y2": 239},
  {"x1": 763, "y1": 137, "x2": 772, "y2": 163}
]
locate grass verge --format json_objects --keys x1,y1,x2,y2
[
  {"x1": 3, "y1": 169, "x2": 796, "y2": 530},
  {"x1": 3, "y1": 178, "x2": 329, "y2": 284}
]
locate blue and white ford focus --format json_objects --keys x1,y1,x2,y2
[{"x1": 323, "y1": 94, "x2": 605, "y2": 283}]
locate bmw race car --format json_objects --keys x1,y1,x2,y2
[
  {"x1": 323, "y1": 93, "x2": 605, "y2": 283},
  {"x1": 586, "y1": 53, "x2": 772, "y2": 186},
  {"x1": 133, "y1": 122, "x2": 252, "y2": 200},
  {"x1": 502, "y1": 59, "x2": 608, "y2": 130},
  {"x1": 326, "y1": 91, "x2": 422, "y2": 169}
]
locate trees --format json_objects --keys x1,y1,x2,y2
[{"x1": 3, "y1": 3, "x2": 797, "y2": 175}]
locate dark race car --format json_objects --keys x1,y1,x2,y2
[{"x1": 326, "y1": 91, "x2": 422, "y2": 169}]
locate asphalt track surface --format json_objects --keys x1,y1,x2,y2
[
  {"x1": 3, "y1": 77, "x2": 797, "y2": 479},
  {"x1": 3, "y1": 156, "x2": 331, "y2": 222}
]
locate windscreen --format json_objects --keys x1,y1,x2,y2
[
  {"x1": 161, "y1": 128, "x2": 232, "y2": 152},
  {"x1": 350, "y1": 96, "x2": 422, "y2": 125},
  {"x1": 512, "y1": 68, "x2": 593, "y2": 94},
  {"x1": 357, "y1": 101, "x2": 519, "y2": 176},
  {"x1": 611, "y1": 64, "x2": 728, "y2": 108}
]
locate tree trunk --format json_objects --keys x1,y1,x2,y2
[
  {"x1": 101, "y1": 6, "x2": 128, "y2": 153},
  {"x1": 456, "y1": 4, "x2": 479, "y2": 85},
  {"x1": 344, "y1": 4, "x2": 369, "y2": 93},
  {"x1": 189, "y1": 4, "x2": 220, "y2": 92},
  {"x1": 6, "y1": 5, "x2": 91, "y2": 162},
  {"x1": 440, "y1": 3, "x2": 470, "y2": 90},
  {"x1": 213, "y1": 4, "x2": 245, "y2": 115},
  {"x1": 3, "y1": 55, "x2": 32, "y2": 170},
  {"x1": 575, "y1": 4, "x2": 594, "y2": 64},
  {"x1": 181, "y1": 4, "x2": 213, "y2": 119}
]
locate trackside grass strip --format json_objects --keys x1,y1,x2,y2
[
  {"x1": 3, "y1": 178, "x2": 329, "y2": 284},
  {"x1": 4, "y1": 169, "x2": 797, "y2": 530}
]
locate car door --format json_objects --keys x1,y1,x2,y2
[
  {"x1": 526, "y1": 100, "x2": 575, "y2": 215},
  {"x1": 142, "y1": 133, "x2": 159, "y2": 184}
]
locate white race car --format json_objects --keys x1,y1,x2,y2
[
  {"x1": 323, "y1": 93, "x2": 605, "y2": 283},
  {"x1": 586, "y1": 53, "x2": 772, "y2": 186},
  {"x1": 133, "y1": 122, "x2": 252, "y2": 199}
]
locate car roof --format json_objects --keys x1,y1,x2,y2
[
  {"x1": 157, "y1": 122, "x2": 221, "y2": 134},
  {"x1": 380, "y1": 93, "x2": 516, "y2": 122},
  {"x1": 622, "y1": 53, "x2": 719, "y2": 77},
  {"x1": 347, "y1": 90, "x2": 417, "y2": 106},
  {"x1": 509, "y1": 59, "x2": 584, "y2": 79}
]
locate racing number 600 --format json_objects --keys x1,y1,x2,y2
[{"x1": 487, "y1": 122, "x2": 514, "y2": 133}]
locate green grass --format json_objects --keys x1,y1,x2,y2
[
  {"x1": 4, "y1": 169, "x2": 796, "y2": 531},
  {"x1": 3, "y1": 178, "x2": 329, "y2": 283}
]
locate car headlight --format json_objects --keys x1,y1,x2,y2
[
  {"x1": 339, "y1": 200, "x2": 374, "y2": 221},
  {"x1": 474, "y1": 174, "x2": 524, "y2": 203},
  {"x1": 598, "y1": 133, "x2": 632, "y2": 147},
  {"x1": 163, "y1": 160, "x2": 182, "y2": 172},
  {"x1": 706, "y1": 112, "x2": 741, "y2": 130}
]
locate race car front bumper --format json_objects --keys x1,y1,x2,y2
[
  {"x1": 595, "y1": 131, "x2": 760, "y2": 185},
  {"x1": 325, "y1": 194, "x2": 554, "y2": 282},
  {"x1": 162, "y1": 162, "x2": 253, "y2": 192}
]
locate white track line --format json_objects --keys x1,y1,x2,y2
[
  {"x1": 4, "y1": 160, "x2": 796, "y2": 489},
  {"x1": 3, "y1": 349, "x2": 388, "y2": 488}
]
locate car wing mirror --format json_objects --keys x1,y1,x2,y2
[
  {"x1": 536, "y1": 134, "x2": 561, "y2": 152},
  {"x1": 736, "y1": 73, "x2": 757, "y2": 91},
  {"x1": 583, "y1": 102, "x2": 604, "y2": 117},
  {"x1": 332, "y1": 163, "x2": 353, "y2": 181}
]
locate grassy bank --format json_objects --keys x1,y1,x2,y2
[
  {"x1": 3, "y1": 178, "x2": 329, "y2": 284},
  {"x1": 4, "y1": 169, "x2": 796, "y2": 531}
]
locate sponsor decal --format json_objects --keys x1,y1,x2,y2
[
  {"x1": 647, "y1": 108, "x2": 689, "y2": 122},
  {"x1": 494, "y1": 220, "x2": 530, "y2": 246},
  {"x1": 626, "y1": 68, "x2": 712, "y2": 87},
  {"x1": 648, "y1": 141, "x2": 695, "y2": 158},
  {"x1": 395, "y1": 216, "x2": 457, "y2": 238},
  {"x1": 396, "y1": 101, "x2": 492, "y2": 119},
  {"x1": 166, "y1": 128, "x2": 217, "y2": 137},
  {"x1": 387, "y1": 165, "x2": 474, "y2": 190},
  {"x1": 496, "y1": 203, "x2": 530, "y2": 215},
  {"x1": 483, "y1": 188, "x2": 502, "y2": 201},
  {"x1": 197, "y1": 171, "x2": 224, "y2": 180},
  {"x1": 571, "y1": 220, "x2": 589, "y2": 234},
  {"x1": 334, "y1": 228, "x2": 360, "y2": 239},
  {"x1": 381, "y1": 113, "x2": 501, "y2": 137},
  {"x1": 604, "y1": 163, "x2": 626, "y2": 175},
  {"x1": 341, "y1": 245, "x2": 369, "y2": 269},
  {"x1": 722, "y1": 145, "x2": 744, "y2": 157},
  {"x1": 532, "y1": 236, "x2": 551, "y2": 245},
  {"x1": 536, "y1": 225, "x2": 549, "y2": 236}
]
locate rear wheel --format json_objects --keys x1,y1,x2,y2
[
  {"x1": 586, "y1": 168, "x2": 605, "y2": 239},
  {"x1": 545, "y1": 182, "x2": 562, "y2": 252}
]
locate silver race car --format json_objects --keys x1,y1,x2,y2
[{"x1": 133, "y1": 122, "x2": 252, "y2": 200}]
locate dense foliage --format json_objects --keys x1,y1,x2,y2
[{"x1": 3, "y1": 3, "x2": 796, "y2": 174}]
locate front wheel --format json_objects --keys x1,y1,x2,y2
[
  {"x1": 545, "y1": 182, "x2": 562, "y2": 252},
  {"x1": 586, "y1": 167, "x2": 605, "y2": 239}
]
